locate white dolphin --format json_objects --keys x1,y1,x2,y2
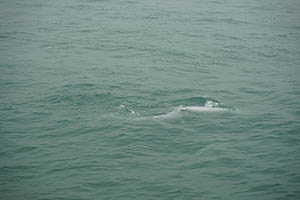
[
  {"x1": 176, "y1": 100, "x2": 227, "y2": 112},
  {"x1": 152, "y1": 101, "x2": 228, "y2": 119},
  {"x1": 177, "y1": 105, "x2": 227, "y2": 112}
]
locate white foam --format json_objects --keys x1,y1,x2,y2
[{"x1": 120, "y1": 104, "x2": 136, "y2": 114}]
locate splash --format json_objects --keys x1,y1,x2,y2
[{"x1": 120, "y1": 104, "x2": 136, "y2": 114}]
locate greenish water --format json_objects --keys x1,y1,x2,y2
[{"x1": 1, "y1": 0, "x2": 300, "y2": 199}]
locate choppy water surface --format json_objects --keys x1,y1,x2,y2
[{"x1": 1, "y1": 0, "x2": 300, "y2": 199}]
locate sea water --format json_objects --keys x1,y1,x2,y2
[{"x1": 0, "y1": 0, "x2": 300, "y2": 199}]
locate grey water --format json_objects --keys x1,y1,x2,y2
[{"x1": 1, "y1": 0, "x2": 300, "y2": 199}]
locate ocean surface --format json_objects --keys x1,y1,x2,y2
[{"x1": 1, "y1": 0, "x2": 300, "y2": 199}]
